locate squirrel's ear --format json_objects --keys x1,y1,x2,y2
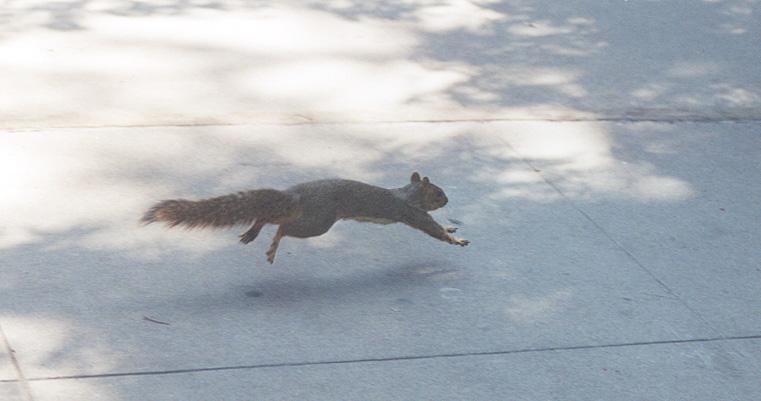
[
  {"x1": 423, "y1": 176, "x2": 430, "y2": 184},
  {"x1": 411, "y1": 172, "x2": 421, "y2": 183}
]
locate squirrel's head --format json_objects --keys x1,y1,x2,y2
[{"x1": 406, "y1": 172, "x2": 448, "y2": 211}]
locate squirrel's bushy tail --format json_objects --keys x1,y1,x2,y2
[{"x1": 141, "y1": 189, "x2": 300, "y2": 229}]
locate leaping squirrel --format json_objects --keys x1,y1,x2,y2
[{"x1": 142, "y1": 172, "x2": 469, "y2": 263}]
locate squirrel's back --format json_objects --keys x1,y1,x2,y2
[{"x1": 287, "y1": 179, "x2": 407, "y2": 220}]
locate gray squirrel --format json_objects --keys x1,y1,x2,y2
[{"x1": 142, "y1": 172, "x2": 469, "y2": 263}]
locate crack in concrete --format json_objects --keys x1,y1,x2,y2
[
  {"x1": 1, "y1": 334, "x2": 759, "y2": 384},
  {"x1": 2, "y1": 116, "x2": 760, "y2": 132},
  {"x1": 497, "y1": 137, "x2": 724, "y2": 338},
  {"x1": 0, "y1": 324, "x2": 34, "y2": 401}
]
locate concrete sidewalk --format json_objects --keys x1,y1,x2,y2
[{"x1": 1, "y1": 1, "x2": 760, "y2": 401}]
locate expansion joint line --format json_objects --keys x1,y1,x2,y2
[
  {"x1": 0, "y1": 323, "x2": 34, "y2": 401},
  {"x1": 0, "y1": 334, "x2": 759, "y2": 383},
  {"x1": 497, "y1": 138, "x2": 722, "y2": 336},
  {"x1": 2, "y1": 115, "x2": 760, "y2": 132}
]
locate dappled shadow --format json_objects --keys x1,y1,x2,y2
[
  {"x1": 0, "y1": 122, "x2": 700, "y2": 253},
  {"x1": 1, "y1": 1, "x2": 760, "y2": 399},
  {"x1": 4, "y1": 120, "x2": 761, "y2": 401},
  {"x1": 0, "y1": 122, "x2": 715, "y2": 400},
  {"x1": 1, "y1": 0, "x2": 759, "y2": 128}
]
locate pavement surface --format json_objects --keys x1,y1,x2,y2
[{"x1": 1, "y1": 1, "x2": 760, "y2": 400}]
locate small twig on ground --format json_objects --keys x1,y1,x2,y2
[{"x1": 143, "y1": 316, "x2": 170, "y2": 326}]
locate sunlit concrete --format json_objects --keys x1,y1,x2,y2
[
  {"x1": 0, "y1": 342, "x2": 17, "y2": 381},
  {"x1": 1, "y1": 0, "x2": 759, "y2": 128},
  {"x1": 0, "y1": 383, "x2": 24, "y2": 401},
  {"x1": 516, "y1": 122, "x2": 761, "y2": 336}
]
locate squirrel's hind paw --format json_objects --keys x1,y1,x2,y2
[{"x1": 240, "y1": 232, "x2": 257, "y2": 244}]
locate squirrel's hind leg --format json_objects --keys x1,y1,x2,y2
[
  {"x1": 240, "y1": 219, "x2": 266, "y2": 244},
  {"x1": 266, "y1": 226, "x2": 285, "y2": 264}
]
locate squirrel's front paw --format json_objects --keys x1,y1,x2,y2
[{"x1": 448, "y1": 236, "x2": 470, "y2": 246}]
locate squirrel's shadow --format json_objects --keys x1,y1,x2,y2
[{"x1": 180, "y1": 259, "x2": 461, "y2": 311}]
